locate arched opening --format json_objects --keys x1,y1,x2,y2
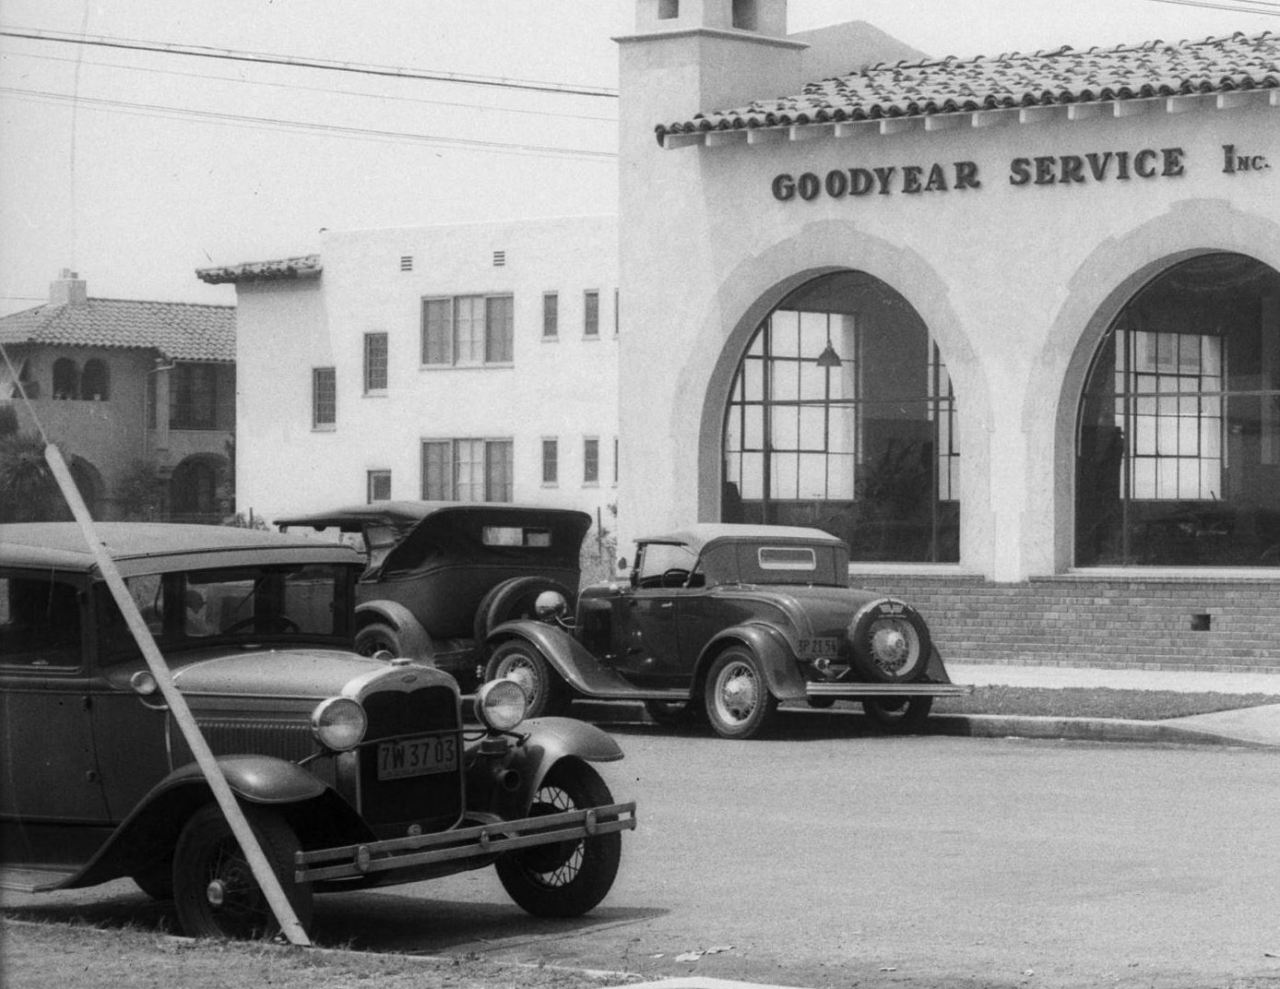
[
  {"x1": 722, "y1": 271, "x2": 959, "y2": 562},
  {"x1": 169, "y1": 456, "x2": 226, "y2": 524},
  {"x1": 1076, "y1": 253, "x2": 1280, "y2": 566},
  {"x1": 80, "y1": 359, "x2": 109, "y2": 401},
  {"x1": 68, "y1": 458, "x2": 102, "y2": 518},
  {"x1": 52, "y1": 358, "x2": 78, "y2": 400}
]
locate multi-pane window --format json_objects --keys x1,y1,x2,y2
[
  {"x1": 172, "y1": 363, "x2": 219, "y2": 429},
  {"x1": 542, "y1": 438, "x2": 559, "y2": 484},
  {"x1": 364, "y1": 332, "x2": 388, "y2": 394},
  {"x1": 584, "y1": 290, "x2": 599, "y2": 337},
  {"x1": 312, "y1": 367, "x2": 336, "y2": 428},
  {"x1": 367, "y1": 470, "x2": 391, "y2": 502},
  {"x1": 543, "y1": 293, "x2": 559, "y2": 339},
  {"x1": 421, "y1": 294, "x2": 513, "y2": 366},
  {"x1": 583, "y1": 437, "x2": 599, "y2": 484},
  {"x1": 421, "y1": 439, "x2": 513, "y2": 502}
]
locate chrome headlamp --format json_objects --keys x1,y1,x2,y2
[
  {"x1": 474, "y1": 677, "x2": 529, "y2": 732},
  {"x1": 311, "y1": 696, "x2": 367, "y2": 751}
]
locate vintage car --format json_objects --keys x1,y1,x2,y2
[
  {"x1": 0, "y1": 522, "x2": 635, "y2": 939},
  {"x1": 275, "y1": 502, "x2": 593, "y2": 690},
  {"x1": 481, "y1": 523, "x2": 969, "y2": 739}
]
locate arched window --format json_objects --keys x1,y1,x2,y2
[
  {"x1": 723, "y1": 271, "x2": 959, "y2": 562},
  {"x1": 1076, "y1": 253, "x2": 1280, "y2": 566},
  {"x1": 52, "y1": 358, "x2": 78, "y2": 400},
  {"x1": 80, "y1": 359, "x2": 109, "y2": 400}
]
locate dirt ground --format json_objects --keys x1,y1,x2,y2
[{"x1": 0, "y1": 918, "x2": 642, "y2": 989}]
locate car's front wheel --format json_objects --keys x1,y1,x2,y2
[
  {"x1": 862, "y1": 695, "x2": 934, "y2": 732},
  {"x1": 485, "y1": 639, "x2": 569, "y2": 717},
  {"x1": 355, "y1": 622, "x2": 402, "y2": 658},
  {"x1": 172, "y1": 803, "x2": 313, "y2": 940},
  {"x1": 704, "y1": 646, "x2": 777, "y2": 740},
  {"x1": 495, "y1": 760, "x2": 621, "y2": 917}
]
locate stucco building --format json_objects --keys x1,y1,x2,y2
[
  {"x1": 199, "y1": 216, "x2": 619, "y2": 548},
  {"x1": 0, "y1": 270, "x2": 235, "y2": 521},
  {"x1": 614, "y1": 0, "x2": 1280, "y2": 669}
]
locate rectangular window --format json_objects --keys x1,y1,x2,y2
[
  {"x1": 367, "y1": 469, "x2": 391, "y2": 502},
  {"x1": 542, "y1": 438, "x2": 559, "y2": 485},
  {"x1": 614, "y1": 289, "x2": 620, "y2": 335},
  {"x1": 364, "y1": 332, "x2": 388, "y2": 394},
  {"x1": 171, "y1": 363, "x2": 219, "y2": 429},
  {"x1": 584, "y1": 290, "x2": 599, "y2": 337},
  {"x1": 583, "y1": 437, "x2": 599, "y2": 484},
  {"x1": 312, "y1": 367, "x2": 336, "y2": 428},
  {"x1": 421, "y1": 439, "x2": 513, "y2": 502},
  {"x1": 421, "y1": 294, "x2": 513, "y2": 367},
  {"x1": 543, "y1": 292, "x2": 559, "y2": 339}
]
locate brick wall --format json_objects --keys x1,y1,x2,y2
[{"x1": 850, "y1": 573, "x2": 1280, "y2": 673}]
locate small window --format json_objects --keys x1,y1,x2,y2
[
  {"x1": 312, "y1": 367, "x2": 336, "y2": 428},
  {"x1": 758, "y1": 546, "x2": 817, "y2": 571},
  {"x1": 543, "y1": 292, "x2": 559, "y2": 339},
  {"x1": 367, "y1": 469, "x2": 391, "y2": 502},
  {"x1": 53, "y1": 357, "x2": 78, "y2": 399},
  {"x1": 364, "y1": 332, "x2": 388, "y2": 394},
  {"x1": 542, "y1": 438, "x2": 559, "y2": 485},
  {"x1": 614, "y1": 288, "x2": 620, "y2": 336},
  {"x1": 613, "y1": 436, "x2": 619, "y2": 484},
  {"x1": 584, "y1": 290, "x2": 599, "y2": 337},
  {"x1": 658, "y1": 0, "x2": 679, "y2": 18},
  {"x1": 482, "y1": 526, "x2": 552, "y2": 548},
  {"x1": 81, "y1": 359, "x2": 109, "y2": 400},
  {"x1": 583, "y1": 437, "x2": 599, "y2": 484}
]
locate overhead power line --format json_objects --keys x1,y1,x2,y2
[
  {"x1": 1145, "y1": 0, "x2": 1280, "y2": 15},
  {"x1": 0, "y1": 85, "x2": 617, "y2": 161},
  {"x1": 0, "y1": 26, "x2": 620, "y2": 98}
]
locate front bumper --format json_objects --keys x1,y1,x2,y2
[
  {"x1": 805, "y1": 681, "x2": 973, "y2": 700},
  {"x1": 294, "y1": 801, "x2": 637, "y2": 883}
]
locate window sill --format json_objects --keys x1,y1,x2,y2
[
  {"x1": 363, "y1": 390, "x2": 388, "y2": 398},
  {"x1": 312, "y1": 424, "x2": 337, "y2": 432},
  {"x1": 419, "y1": 362, "x2": 515, "y2": 370}
]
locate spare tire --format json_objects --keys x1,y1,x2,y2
[
  {"x1": 473, "y1": 575, "x2": 575, "y2": 644},
  {"x1": 848, "y1": 599, "x2": 932, "y2": 684}
]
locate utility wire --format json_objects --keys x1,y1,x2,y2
[
  {"x1": 4, "y1": 49, "x2": 619, "y2": 123},
  {"x1": 0, "y1": 26, "x2": 619, "y2": 98},
  {"x1": 1145, "y1": 0, "x2": 1280, "y2": 15},
  {"x1": 0, "y1": 86, "x2": 617, "y2": 160}
]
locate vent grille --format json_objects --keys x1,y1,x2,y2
[
  {"x1": 492, "y1": 250, "x2": 506, "y2": 267},
  {"x1": 400, "y1": 255, "x2": 413, "y2": 271},
  {"x1": 177, "y1": 718, "x2": 315, "y2": 765}
]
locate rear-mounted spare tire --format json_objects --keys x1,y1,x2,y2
[{"x1": 848, "y1": 599, "x2": 932, "y2": 684}]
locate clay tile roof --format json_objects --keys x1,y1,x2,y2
[
  {"x1": 0, "y1": 298, "x2": 235, "y2": 362},
  {"x1": 195, "y1": 254, "x2": 322, "y2": 285},
  {"x1": 656, "y1": 30, "x2": 1280, "y2": 140}
]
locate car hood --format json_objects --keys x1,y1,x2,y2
[{"x1": 167, "y1": 647, "x2": 393, "y2": 698}]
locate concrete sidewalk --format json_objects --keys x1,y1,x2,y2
[{"x1": 942, "y1": 661, "x2": 1280, "y2": 749}]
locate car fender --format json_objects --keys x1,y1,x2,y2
[
  {"x1": 698, "y1": 623, "x2": 808, "y2": 701},
  {"x1": 486, "y1": 619, "x2": 602, "y2": 694},
  {"x1": 356, "y1": 599, "x2": 432, "y2": 657},
  {"x1": 490, "y1": 717, "x2": 624, "y2": 818},
  {"x1": 58, "y1": 756, "x2": 356, "y2": 891}
]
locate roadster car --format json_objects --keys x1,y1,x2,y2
[
  {"x1": 0, "y1": 523, "x2": 635, "y2": 939},
  {"x1": 275, "y1": 502, "x2": 593, "y2": 690},
  {"x1": 480, "y1": 523, "x2": 969, "y2": 739}
]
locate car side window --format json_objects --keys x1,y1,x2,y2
[
  {"x1": 0, "y1": 574, "x2": 83, "y2": 668},
  {"x1": 635, "y1": 543, "x2": 698, "y2": 589}
]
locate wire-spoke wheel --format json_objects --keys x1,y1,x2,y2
[
  {"x1": 704, "y1": 646, "x2": 778, "y2": 739},
  {"x1": 485, "y1": 639, "x2": 569, "y2": 717},
  {"x1": 495, "y1": 761, "x2": 621, "y2": 917}
]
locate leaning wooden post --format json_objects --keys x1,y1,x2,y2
[{"x1": 43, "y1": 443, "x2": 311, "y2": 947}]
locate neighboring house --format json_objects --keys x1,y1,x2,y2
[
  {"x1": 0, "y1": 270, "x2": 235, "y2": 521},
  {"x1": 197, "y1": 216, "x2": 619, "y2": 544}
]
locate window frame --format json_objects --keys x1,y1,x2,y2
[
  {"x1": 584, "y1": 290, "x2": 600, "y2": 338},
  {"x1": 421, "y1": 293, "x2": 515, "y2": 368},
  {"x1": 421, "y1": 438, "x2": 514, "y2": 502},
  {"x1": 312, "y1": 366, "x2": 336, "y2": 429},
  {"x1": 363, "y1": 332, "x2": 389, "y2": 395}
]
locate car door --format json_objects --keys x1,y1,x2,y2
[
  {"x1": 608, "y1": 542, "x2": 698, "y2": 684},
  {"x1": 0, "y1": 570, "x2": 110, "y2": 861}
]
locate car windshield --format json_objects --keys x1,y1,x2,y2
[{"x1": 98, "y1": 562, "x2": 351, "y2": 662}]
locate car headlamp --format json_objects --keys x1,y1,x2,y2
[
  {"x1": 474, "y1": 677, "x2": 529, "y2": 732},
  {"x1": 534, "y1": 589, "x2": 568, "y2": 621},
  {"x1": 311, "y1": 696, "x2": 367, "y2": 751}
]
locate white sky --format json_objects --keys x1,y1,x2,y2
[{"x1": 1, "y1": 0, "x2": 1277, "y2": 314}]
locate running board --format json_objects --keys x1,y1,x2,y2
[
  {"x1": 806, "y1": 682, "x2": 974, "y2": 698},
  {"x1": 0, "y1": 866, "x2": 80, "y2": 893}
]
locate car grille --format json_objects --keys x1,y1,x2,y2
[
  {"x1": 357, "y1": 684, "x2": 463, "y2": 833},
  {"x1": 175, "y1": 718, "x2": 315, "y2": 765}
]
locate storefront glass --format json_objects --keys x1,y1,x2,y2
[
  {"x1": 1077, "y1": 253, "x2": 1280, "y2": 566},
  {"x1": 722, "y1": 271, "x2": 959, "y2": 562}
]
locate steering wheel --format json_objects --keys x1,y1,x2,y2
[{"x1": 221, "y1": 615, "x2": 300, "y2": 635}]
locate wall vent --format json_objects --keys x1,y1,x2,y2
[
  {"x1": 400, "y1": 255, "x2": 413, "y2": 272},
  {"x1": 493, "y1": 250, "x2": 506, "y2": 267}
]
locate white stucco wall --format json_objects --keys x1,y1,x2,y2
[
  {"x1": 617, "y1": 12, "x2": 1280, "y2": 579},
  {"x1": 234, "y1": 216, "x2": 619, "y2": 532}
]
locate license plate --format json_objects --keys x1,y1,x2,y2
[
  {"x1": 799, "y1": 637, "x2": 840, "y2": 658},
  {"x1": 377, "y1": 734, "x2": 458, "y2": 781}
]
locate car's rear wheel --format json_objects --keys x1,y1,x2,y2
[
  {"x1": 485, "y1": 639, "x2": 570, "y2": 717},
  {"x1": 643, "y1": 697, "x2": 707, "y2": 729},
  {"x1": 172, "y1": 803, "x2": 312, "y2": 940},
  {"x1": 862, "y1": 695, "x2": 934, "y2": 732},
  {"x1": 704, "y1": 646, "x2": 777, "y2": 739},
  {"x1": 495, "y1": 760, "x2": 621, "y2": 917},
  {"x1": 355, "y1": 622, "x2": 402, "y2": 658}
]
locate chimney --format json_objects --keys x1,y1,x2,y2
[{"x1": 50, "y1": 269, "x2": 88, "y2": 306}]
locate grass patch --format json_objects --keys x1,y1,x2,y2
[{"x1": 933, "y1": 685, "x2": 1280, "y2": 721}]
